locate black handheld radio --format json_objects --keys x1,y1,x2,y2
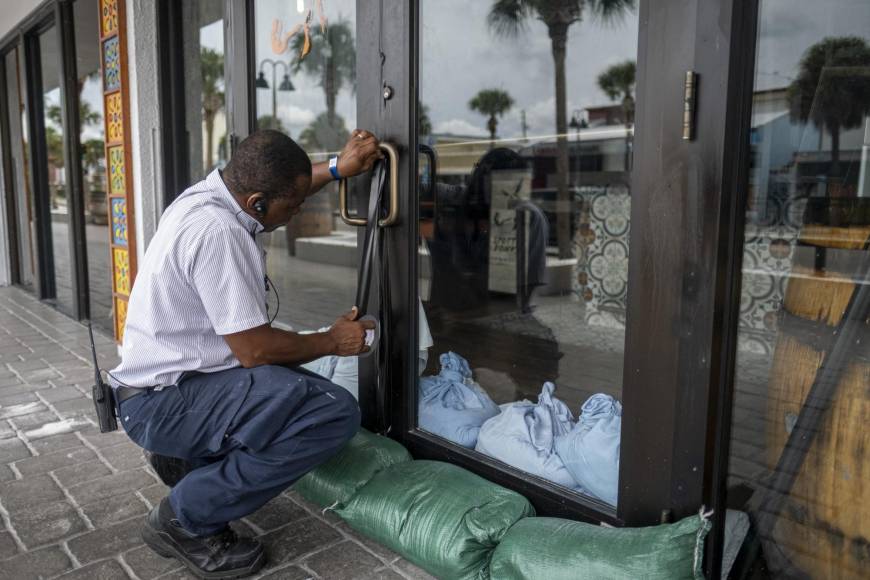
[{"x1": 88, "y1": 323, "x2": 118, "y2": 432}]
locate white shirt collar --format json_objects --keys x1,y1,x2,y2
[{"x1": 206, "y1": 169, "x2": 265, "y2": 235}]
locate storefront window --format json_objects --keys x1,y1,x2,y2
[
  {"x1": 182, "y1": 0, "x2": 228, "y2": 183},
  {"x1": 74, "y1": 0, "x2": 111, "y2": 334},
  {"x1": 726, "y1": 1, "x2": 870, "y2": 577},
  {"x1": 39, "y1": 25, "x2": 75, "y2": 314},
  {"x1": 253, "y1": 0, "x2": 358, "y2": 332},
  {"x1": 417, "y1": 1, "x2": 638, "y2": 508},
  {"x1": 4, "y1": 47, "x2": 35, "y2": 288}
]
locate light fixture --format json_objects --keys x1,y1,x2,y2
[
  {"x1": 297, "y1": 0, "x2": 305, "y2": 13},
  {"x1": 279, "y1": 74, "x2": 295, "y2": 92},
  {"x1": 255, "y1": 71, "x2": 269, "y2": 89}
]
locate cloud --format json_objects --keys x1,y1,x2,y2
[
  {"x1": 433, "y1": 118, "x2": 489, "y2": 137},
  {"x1": 275, "y1": 104, "x2": 317, "y2": 125}
]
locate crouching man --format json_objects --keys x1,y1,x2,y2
[{"x1": 108, "y1": 129, "x2": 381, "y2": 578}]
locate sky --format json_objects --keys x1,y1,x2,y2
[{"x1": 195, "y1": 0, "x2": 869, "y2": 143}]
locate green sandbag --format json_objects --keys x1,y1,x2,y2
[
  {"x1": 337, "y1": 460, "x2": 535, "y2": 580},
  {"x1": 490, "y1": 513, "x2": 712, "y2": 580},
  {"x1": 292, "y1": 428, "x2": 411, "y2": 508}
]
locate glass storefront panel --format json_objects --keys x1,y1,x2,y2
[
  {"x1": 75, "y1": 0, "x2": 112, "y2": 333},
  {"x1": 182, "y1": 0, "x2": 228, "y2": 183},
  {"x1": 253, "y1": 0, "x2": 358, "y2": 333},
  {"x1": 39, "y1": 25, "x2": 75, "y2": 314},
  {"x1": 4, "y1": 47, "x2": 35, "y2": 288},
  {"x1": 726, "y1": 1, "x2": 870, "y2": 577},
  {"x1": 417, "y1": 1, "x2": 638, "y2": 507}
]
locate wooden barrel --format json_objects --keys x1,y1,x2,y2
[
  {"x1": 284, "y1": 191, "x2": 334, "y2": 255},
  {"x1": 764, "y1": 199, "x2": 870, "y2": 579}
]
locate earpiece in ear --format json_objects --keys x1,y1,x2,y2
[{"x1": 253, "y1": 199, "x2": 268, "y2": 216}]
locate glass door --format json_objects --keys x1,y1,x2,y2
[
  {"x1": 2, "y1": 45, "x2": 36, "y2": 289},
  {"x1": 351, "y1": 0, "x2": 643, "y2": 523},
  {"x1": 414, "y1": 1, "x2": 637, "y2": 512},
  {"x1": 248, "y1": 0, "x2": 364, "y2": 398}
]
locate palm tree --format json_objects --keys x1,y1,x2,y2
[
  {"x1": 200, "y1": 47, "x2": 225, "y2": 173},
  {"x1": 469, "y1": 89, "x2": 514, "y2": 146},
  {"x1": 291, "y1": 20, "x2": 355, "y2": 150},
  {"x1": 419, "y1": 103, "x2": 433, "y2": 136},
  {"x1": 299, "y1": 112, "x2": 350, "y2": 152},
  {"x1": 488, "y1": 0, "x2": 636, "y2": 258},
  {"x1": 597, "y1": 60, "x2": 636, "y2": 125},
  {"x1": 788, "y1": 36, "x2": 870, "y2": 188},
  {"x1": 256, "y1": 115, "x2": 288, "y2": 133}
]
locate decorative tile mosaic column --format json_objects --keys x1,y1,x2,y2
[{"x1": 99, "y1": 0, "x2": 136, "y2": 343}]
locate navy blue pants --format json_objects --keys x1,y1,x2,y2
[{"x1": 119, "y1": 365, "x2": 360, "y2": 536}]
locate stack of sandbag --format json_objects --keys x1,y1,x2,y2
[
  {"x1": 475, "y1": 382, "x2": 581, "y2": 490},
  {"x1": 293, "y1": 429, "x2": 411, "y2": 509},
  {"x1": 488, "y1": 512, "x2": 712, "y2": 580},
  {"x1": 554, "y1": 393, "x2": 622, "y2": 506},
  {"x1": 418, "y1": 352, "x2": 500, "y2": 448},
  {"x1": 337, "y1": 460, "x2": 535, "y2": 580}
]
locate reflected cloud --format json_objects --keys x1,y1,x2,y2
[{"x1": 432, "y1": 118, "x2": 489, "y2": 138}]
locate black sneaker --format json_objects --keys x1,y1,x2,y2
[
  {"x1": 142, "y1": 498, "x2": 266, "y2": 579},
  {"x1": 144, "y1": 451, "x2": 193, "y2": 487}
]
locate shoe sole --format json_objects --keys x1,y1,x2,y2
[{"x1": 142, "y1": 521, "x2": 266, "y2": 579}]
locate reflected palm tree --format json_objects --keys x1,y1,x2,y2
[
  {"x1": 299, "y1": 112, "x2": 350, "y2": 152},
  {"x1": 788, "y1": 36, "x2": 870, "y2": 191},
  {"x1": 419, "y1": 103, "x2": 433, "y2": 136},
  {"x1": 201, "y1": 47, "x2": 225, "y2": 172},
  {"x1": 469, "y1": 89, "x2": 514, "y2": 147},
  {"x1": 488, "y1": 0, "x2": 636, "y2": 258},
  {"x1": 291, "y1": 20, "x2": 355, "y2": 150},
  {"x1": 597, "y1": 60, "x2": 635, "y2": 125}
]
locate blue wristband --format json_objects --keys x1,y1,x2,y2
[{"x1": 328, "y1": 156, "x2": 341, "y2": 180}]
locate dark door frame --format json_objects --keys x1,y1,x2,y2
[
  {"x1": 358, "y1": 1, "x2": 761, "y2": 577},
  {"x1": 181, "y1": 0, "x2": 763, "y2": 575},
  {"x1": 23, "y1": 13, "x2": 58, "y2": 303},
  {"x1": 3, "y1": 0, "x2": 98, "y2": 321},
  {"x1": 0, "y1": 47, "x2": 23, "y2": 286},
  {"x1": 56, "y1": 0, "x2": 89, "y2": 320}
]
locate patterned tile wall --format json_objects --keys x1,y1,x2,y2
[
  {"x1": 112, "y1": 247, "x2": 130, "y2": 296},
  {"x1": 111, "y1": 197, "x2": 128, "y2": 246},
  {"x1": 115, "y1": 297, "x2": 128, "y2": 343},
  {"x1": 102, "y1": 37, "x2": 120, "y2": 92},
  {"x1": 100, "y1": 0, "x2": 118, "y2": 37},
  {"x1": 106, "y1": 92, "x2": 123, "y2": 143},
  {"x1": 572, "y1": 186, "x2": 631, "y2": 329},
  {"x1": 108, "y1": 146, "x2": 125, "y2": 195}
]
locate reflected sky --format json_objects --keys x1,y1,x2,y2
[{"x1": 192, "y1": 0, "x2": 870, "y2": 139}]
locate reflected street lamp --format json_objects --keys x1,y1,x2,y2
[{"x1": 256, "y1": 59, "x2": 295, "y2": 123}]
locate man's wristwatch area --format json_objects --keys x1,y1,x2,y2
[{"x1": 328, "y1": 156, "x2": 341, "y2": 180}]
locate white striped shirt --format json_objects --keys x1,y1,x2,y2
[{"x1": 110, "y1": 170, "x2": 269, "y2": 388}]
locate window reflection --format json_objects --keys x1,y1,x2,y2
[
  {"x1": 182, "y1": 1, "x2": 228, "y2": 182},
  {"x1": 4, "y1": 47, "x2": 35, "y2": 288},
  {"x1": 727, "y1": 1, "x2": 870, "y2": 578},
  {"x1": 75, "y1": 0, "x2": 112, "y2": 334},
  {"x1": 417, "y1": 0, "x2": 638, "y2": 507},
  {"x1": 253, "y1": 0, "x2": 358, "y2": 333},
  {"x1": 39, "y1": 25, "x2": 75, "y2": 314}
]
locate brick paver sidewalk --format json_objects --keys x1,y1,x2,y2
[{"x1": 0, "y1": 287, "x2": 433, "y2": 580}]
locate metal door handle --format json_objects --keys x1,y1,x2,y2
[{"x1": 339, "y1": 142, "x2": 400, "y2": 226}]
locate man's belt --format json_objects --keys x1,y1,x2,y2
[{"x1": 115, "y1": 385, "x2": 149, "y2": 404}]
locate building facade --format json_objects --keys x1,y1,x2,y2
[{"x1": 1, "y1": 1, "x2": 868, "y2": 578}]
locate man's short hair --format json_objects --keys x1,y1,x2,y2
[{"x1": 223, "y1": 130, "x2": 312, "y2": 199}]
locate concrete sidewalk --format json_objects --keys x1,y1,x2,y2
[{"x1": 0, "y1": 286, "x2": 433, "y2": 580}]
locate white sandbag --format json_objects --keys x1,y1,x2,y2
[
  {"x1": 475, "y1": 382, "x2": 581, "y2": 490},
  {"x1": 419, "y1": 352, "x2": 500, "y2": 448},
  {"x1": 554, "y1": 393, "x2": 622, "y2": 506}
]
